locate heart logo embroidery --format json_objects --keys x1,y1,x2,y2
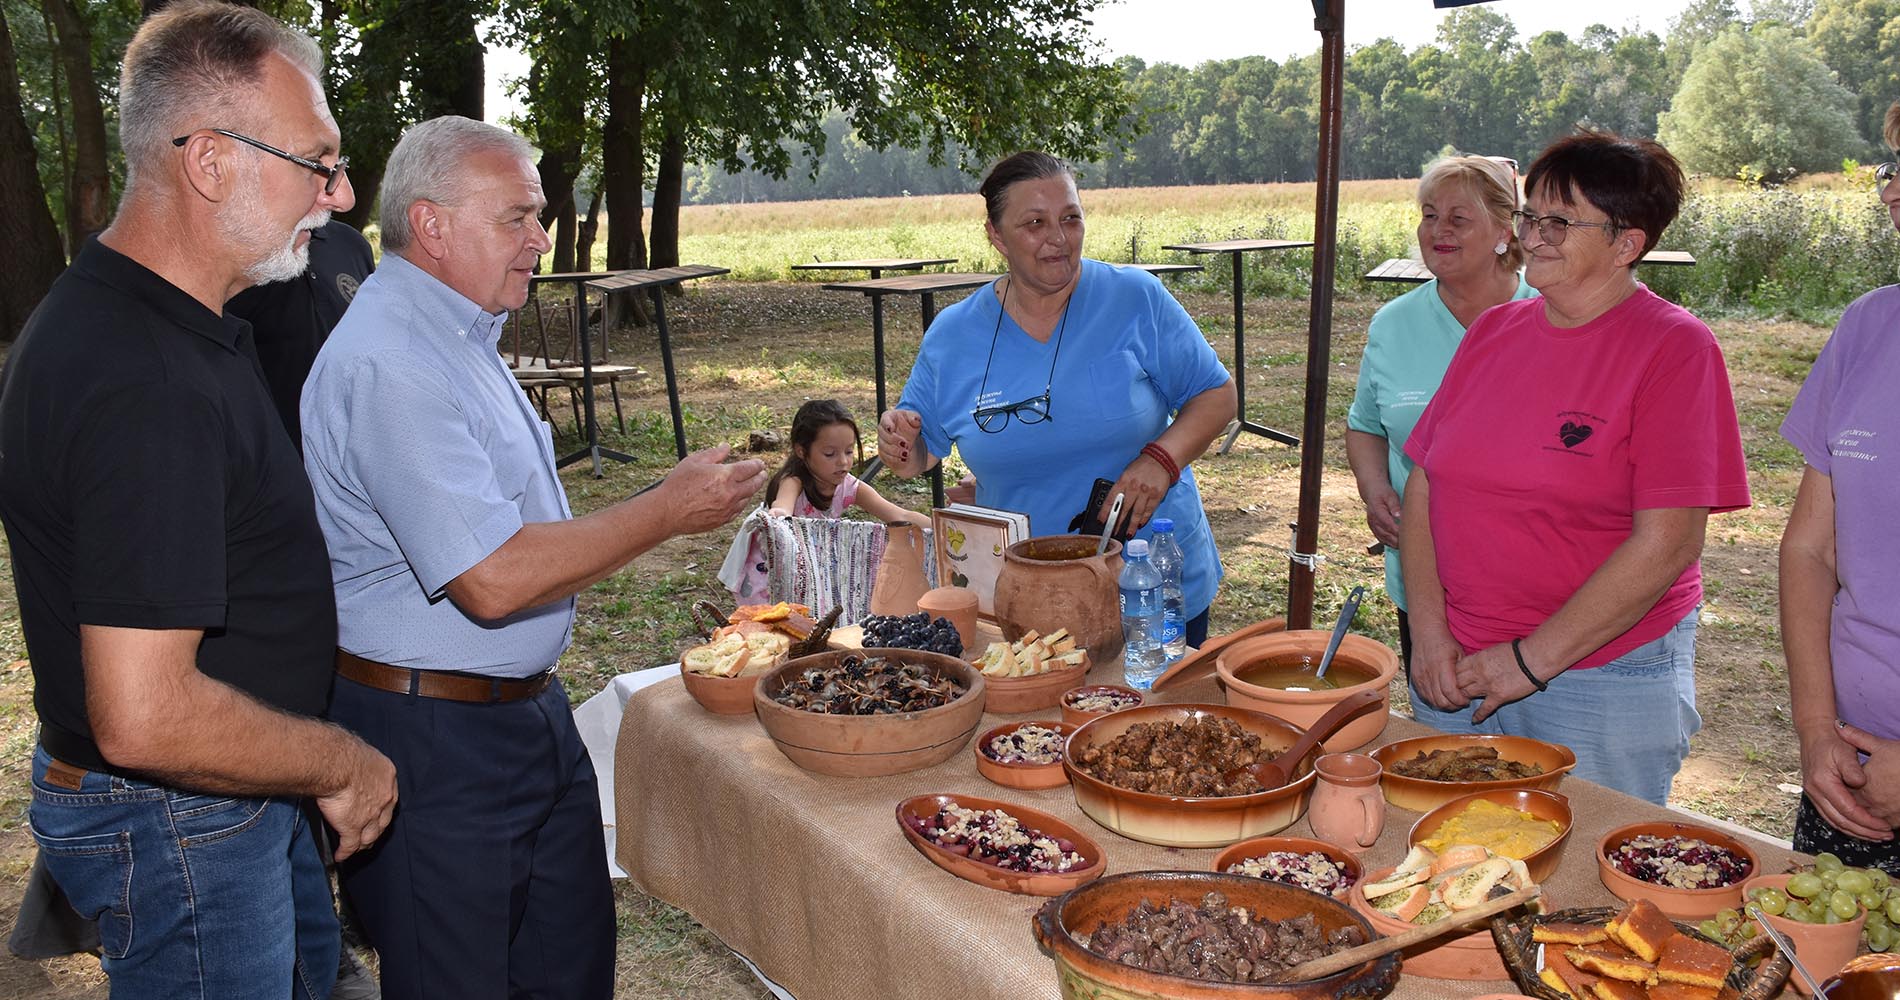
[{"x1": 1558, "y1": 421, "x2": 1594, "y2": 448}]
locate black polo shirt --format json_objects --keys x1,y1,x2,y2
[
  {"x1": 0, "y1": 238, "x2": 338, "y2": 774},
  {"x1": 225, "y1": 220, "x2": 375, "y2": 443}
]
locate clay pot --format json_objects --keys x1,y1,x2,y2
[
  {"x1": 869, "y1": 522, "x2": 931, "y2": 617},
  {"x1": 1743, "y1": 873, "x2": 1867, "y2": 996},
  {"x1": 916, "y1": 586, "x2": 979, "y2": 653},
  {"x1": 993, "y1": 535, "x2": 1124, "y2": 661},
  {"x1": 1213, "y1": 631, "x2": 1399, "y2": 752}
]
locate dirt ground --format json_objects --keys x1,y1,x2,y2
[{"x1": 0, "y1": 280, "x2": 1819, "y2": 997}]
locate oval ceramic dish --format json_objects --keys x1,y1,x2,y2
[
  {"x1": 751, "y1": 649, "x2": 987, "y2": 778},
  {"x1": 896, "y1": 792, "x2": 1106, "y2": 897},
  {"x1": 981, "y1": 654, "x2": 1091, "y2": 715},
  {"x1": 1371, "y1": 733, "x2": 1577, "y2": 814},
  {"x1": 1034, "y1": 871, "x2": 1400, "y2": 1000},
  {"x1": 1210, "y1": 835, "x2": 1363, "y2": 898},
  {"x1": 1406, "y1": 788, "x2": 1574, "y2": 884},
  {"x1": 1058, "y1": 683, "x2": 1144, "y2": 728},
  {"x1": 1595, "y1": 820, "x2": 1762, "y2": 921},
  {"x1": 1061, "y1": 703, "x2": 1319, "y2": 848},
  {"x1": 1350, "y1": 862, "x2": 1521, "y2": 980},
  {"x1": 973, "y1": 720, "x2": 1079, "y2": 790},
  {"x1": 678, "y1": 661, "x2": 761, "y2": 715}
]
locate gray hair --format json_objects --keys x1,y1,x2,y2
[
  {"x1": 118, "y1": 1, "x2": 322, "y2": 189},
  {"x1": 379, "y1": 116, "x2": 537, "y2": 252}
]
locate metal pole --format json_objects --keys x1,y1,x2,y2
[{"x1": 1289, "y1": 0, "x2": 1345, "y2": 631}]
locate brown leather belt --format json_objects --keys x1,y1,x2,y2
[{"x1": 335, "y1": 651, "x2": 554, "y2": 704}]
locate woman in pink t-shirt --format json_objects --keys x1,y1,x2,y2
[
  {"x1": 1778, "y1": 102, "x2": 1900, "y2": 869},
  {"x1": 1400, "y1": 130, "x2": 1751, "y2": 805}
]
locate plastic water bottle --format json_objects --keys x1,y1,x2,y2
[
  {"x1": 1148, "y1": 518, "x2": 1187, "y2": 664},
  {"x1": 1119, "y1": 539, "x2": 1165, "y2": 689}
]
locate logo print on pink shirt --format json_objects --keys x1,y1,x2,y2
[{"x1": 1558, "y1": 421, "x2": 1594, "y2": 448}]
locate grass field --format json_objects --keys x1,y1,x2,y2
[{"x1": 0, "y1": 173, "x2": 1885, "y2": 996}]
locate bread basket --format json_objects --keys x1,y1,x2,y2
[{"x1": 1488, "y1": 905, "x2": 1790, "y2": 1000}]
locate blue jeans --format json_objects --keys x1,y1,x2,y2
[
  {"x1": 28, "y1": 746, "x2": 338, "y2": 999},
  {"x1": 1409, "y1": 608, "x2": 1702, "y2": 805}
]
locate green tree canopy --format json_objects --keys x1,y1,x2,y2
[{"x1": 1658, "y1": 22, "x2": 1862, "y2": 183}]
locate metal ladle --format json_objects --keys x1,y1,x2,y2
[
  {"x1": 1312, "y1": 585, "x2": 1366, "y2": 683},
  {"x1": 1751, "y1": 904, "x2": 1825, "y2": 995}
]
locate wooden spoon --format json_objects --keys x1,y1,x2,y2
[
  {"x1": 1275, "y1": 883, "x2": 1541, "y2": 983},
  {"x1": 1222, "y1": 688, "x2": 1383, "y2": 791}
]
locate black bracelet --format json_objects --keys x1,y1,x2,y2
[{"x1": 1511, "y1": 639, "x2": 1548, "y2": 692}]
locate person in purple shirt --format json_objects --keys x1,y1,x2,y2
[{"x1": 1778, "y1": 100, "x2": 1900, "y2": 870}]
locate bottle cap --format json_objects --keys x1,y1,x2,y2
[
  {"x1": 1151, "y1": 517, "x2": 1174, "y2": 533},
  {"x1": 1124, "y1": 539, "x2": 1149, "y2": 557}
]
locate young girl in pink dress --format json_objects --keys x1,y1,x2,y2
[{"x1": 730, "y1": 400, "x2": 931, "y2": 602}]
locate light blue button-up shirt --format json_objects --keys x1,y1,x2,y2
[{"x1": 301, "y1": 253, "x2": 573, "y2": 678}]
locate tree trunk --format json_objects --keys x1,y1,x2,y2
[
  {"x1": 650, "y1": 124, "x2": 684, "y2": 273},
  {"x1": 603, "y1": 34, "x2": 647, "y2": 272},
  {"x1": 407, "y1": 0, "x2": 483, "y2": 120},
  {"x1": 0, "y1": 6, "x2": 68, "y2": 339},
  {"x1": 576, "y1": 187, "x2": 602, "y2": 272},
  {"x1": 43, "y1": 0, "x2": 109, "y2": 243},
  {"x1": 552, "y1": 194, "x2": 577, "y2": 273}
]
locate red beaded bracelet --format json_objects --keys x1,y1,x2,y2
[{"x1": 1141, "y1": 442, "x2": 1181, "y2": 485}]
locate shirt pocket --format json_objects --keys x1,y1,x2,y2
[{"x1": 1087, "y1": 350, "x2": 1158, "y2": 426}]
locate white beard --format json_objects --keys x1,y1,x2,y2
[{"x1": 219, "y1": 165, "x2": 328, "y2": 285}]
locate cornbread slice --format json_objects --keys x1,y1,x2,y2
[
  {"x1": 1649, "y1": 982, "x2": 1722, "y2": 1000},
  {"x1": 1540, "y1": 966, "x2": 1574, "y2": 998},
  {"x1": 1542, "y1": 946, "x2": 1600, "y2": 999},
  {"x1": 1611, "y1": 898, "x2": 1679, "y2": 962},
  {"x1": 1591, "y1": 977, "x2": 1651, "y2": 1000},
  {"x1": 1657, "y1": 934, "x2": 1731, "y2": 989},
  {"x1": 1536, "y1": 921, "x2": 1612, "y2": 946},
  {"x1": 1569, "y1": 946, "x2": 1660, "y2": 985}
]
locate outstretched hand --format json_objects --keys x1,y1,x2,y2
[
  {"x1": 877, "y1": 409, "x2": 926, "y2": 477},
  {"x1": 660, "y1": 445, "x2": 767, "y2": 535}
]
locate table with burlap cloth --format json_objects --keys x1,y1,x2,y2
[{"x1": 614, "y1": 661, "x2": 1801, "y2": 1000}]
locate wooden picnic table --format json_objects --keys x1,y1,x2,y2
[
  {"x1": 1160, "y1": 238, "x2": 1315, "y2": 453},
  {"x1": 1365, "y1": 251, "x2": 1698, "y2": 284},
  {"x1": 821, "y1": 271, "x2": 1000, "y2": 508},
  {"x1": 1125, "y1": 261, "x2": 1205, "y2": 278},
  {"x1": 613, "y1": 659, "x2": 1801, "y2": 1000},
  {"x1": 792, "y1": 257, "x2": 958, "y2": 280},
  {"x1": 564, "y1": 264, "x2": 728, "y2": 478}
]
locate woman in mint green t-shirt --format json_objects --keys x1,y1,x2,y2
[{"x1": 1346, "y1": 156, "x2": 1536, "y2": 667}]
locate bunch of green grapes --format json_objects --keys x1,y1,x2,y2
[{"x1": 1707, "y1": 852, "x2": 1900, "y2": 953}]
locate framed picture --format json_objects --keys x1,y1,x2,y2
[{"x1": 930, "y1": 506, "x2": 1023, "y2": 618}]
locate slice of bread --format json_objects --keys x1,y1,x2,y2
[
  {"x1": 1611, "y1": 898, "x2": 1678, "y2": 963},
  {"x1": 1442, "y1": 856, "x2": 1514, "y2": 910},
  {"x1": 1657, "y1": 934, "x2": 1730, "y2": 989},
  {"x1": 1360, "y1": 864, "x2": 1433, "y2": 899},
  {"x1": 1430, "y1": 844, "x2": 1491, "y2": 876},
  {"x1": 1569, "y1": 947, "x2": 1659, "y2": 985},
  {"x1": 683, "y1": 634, "x2": 751, "y2": 677},
  {"x1": 1649, "y1": 983, "x2": 1721, "y2": 1000},
  {"x1": 1367, "y1": 882, "x2": 1429, "y2": 922},
  {"x1": 1590, "y1": 978, "x2": 1649, "y2": 1000},
  {"x1": 1535, "y1": 922, "x2": 1611, "y2": 946},
  {"x1": 1543, "y1": 947, "x2": 1599, "y2": 1000}
]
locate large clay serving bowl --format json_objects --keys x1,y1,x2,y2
[
  {"x1": 1062, "y1": 703, "x2": 1319, "y2": 848},
  {"x1": 1406, "y1": 788, "x2": 1574, "y2": 884},
  {"x1": 1209, "y1": 835, "x2": 1363, "y2": 899},
  {"x1": 896, "y1": 792, "x2": 1107, "y2": 896},
  {"x1": 993, "y1": 536, "x2": 1124, "y2": 661},
  {"x1": 1213, "y1": 631, "x2": 1399, "y2": 752},
  {"x1": 1034, "y1": 871, "x2": 1400, "y2": 1000},
  {"x1": 1349, "y1": 862, "x2": 1518, "y2": 981},
  {"x1": 1595, "y1": 820, "x2": 1761, "y2": 920},
  {"x1": 983, "y1": 653, "x2": 1091, "y2": 715},
  {"x1": 752, "y1": 649, "x2": 986, "y2": 778},
  {"x1": 1371, "y1": 733, "x2": 1576, "y2": 814}
]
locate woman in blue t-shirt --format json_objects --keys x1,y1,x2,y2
[{"x1": 875, "y1": 151, "x2": 1237, "y2": 644}]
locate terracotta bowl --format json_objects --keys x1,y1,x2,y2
[
  {"x1": 1213, "y1": 631, "x2": 1398, "y2": 752},
  {"x1": 1371, "y1": 733, "x2": 1577, "y2": 813},
  {"x1": 1209, "y1": 835, "x2": 1363, "y2": 898},
  {"x1": 896, "y1": 792, "x2": 1106, "y2": 896},
  {"x1": 1406, "y1": 788, "x2": 1574, "y2": 884},
  {"x1": 679, "y1": 661, "x2": 762, "y2": 715},
  {"x1": 1061, "y1": 703, "x2": 1319, "y2": 848},
  {"x1": 1595, "y1": 820, "x2": 1761, "y2": 920},
  {"x1": 974, "y1": 720, "x2": 1079, "y2": 791},
  {"x1": 1350, "y1": 862, "x2": 1519, "y2": 980},
  {"x1": 1034, "y1": 871, "x2": 1401, "y2": 999},
  {"x1": 1059, "y1": 684, "x2": 1145, "y2": 728},
  {"x1": 751, "y1": 649, "x2": 987, "y2": 778},
  {"x1": 983, "y1": 654, "x2": 1092, "y2": 715},
  {"x1": 1742, "y1": 873, "x2": 1869, "y2": 996}
]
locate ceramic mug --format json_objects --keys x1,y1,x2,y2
[{"x1": 1310, "y1": 752, "x2": 1384, "y2": 851}]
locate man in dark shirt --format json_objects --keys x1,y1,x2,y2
[
  {"x1": 0, "y1": 4, "x2": 396, "y2": 996},
  {"x1": 227, "y1": 218, "x2": 375, "y2": 443}
]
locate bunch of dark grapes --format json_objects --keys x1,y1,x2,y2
[{"x1": 862, "y1": 611, "x2": 963, "y2": 657}]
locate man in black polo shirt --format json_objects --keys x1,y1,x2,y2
[
  {"x1": 0, "y1": 4, "x2": 396, "y2": 996},
  {"x1": 227, "y1": 218, "x2": 375, "y2": 444}
]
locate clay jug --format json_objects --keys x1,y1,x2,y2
[
  {"x1": 917, "y1": 586, "x2": 980, "y2": 653},
  {"x1": 1309, "y1": 752, "x2": 1385, "y2": 852},
  {"x1": 993, "y1": 535, "x2": 1124, "y2": 661},
  {"x1": 1822, "y1": 953, "x2": 1900, "y2": 1000},
  {"x1": 869, "y1": 522, "x2": 931, "y2": 617}
]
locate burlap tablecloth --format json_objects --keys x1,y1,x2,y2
[{"x1": 615, "y1": 662, "x2": 1801, "y2": 1000}]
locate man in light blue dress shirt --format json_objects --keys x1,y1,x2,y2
[{"x1": 300, "y1": 116, "x2": 765, "y2": 1000}]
